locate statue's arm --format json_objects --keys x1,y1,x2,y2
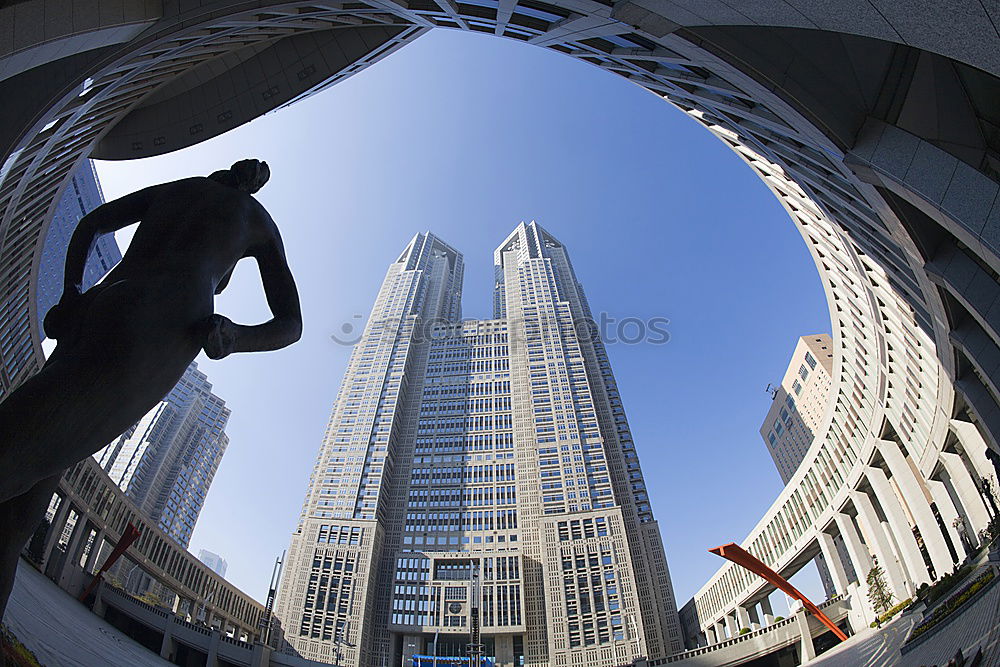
[
  {"x1": 235, "y1": 232, "x2": 303, "y2": 353},
  {"x1": 62, "y1": 186, "x2": 156, "y2": 295},
  {"x1": 205, "y1": 215, "x2": 302, "y2": 358}
]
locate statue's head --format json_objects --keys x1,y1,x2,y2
[{"x1": 209, "y1": 159, "x2": 270, "y2": 194}]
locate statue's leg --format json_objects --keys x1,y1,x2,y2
[
  {"x1": 0, "y1": 356, "x2": 113, "y2": 504},
  {"x1": 0, "y1": 350, "x2": 193, "y2": 504},
  {"x1": 0, "y1": 473, "x2": 61, "y2": 624},
  {"x1": 0, "y1": 278, "x2": 205, "y2": 504},
  {"x1": 0, "y1": 365, "x2": 71, "y2": 503}
]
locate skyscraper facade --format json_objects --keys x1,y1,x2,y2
[
  {"x1": 759, "y1": 335, "x2": 834, "y2": 484},
  {"x1": 758, "y1": 334, "x2": 845, "y2": 600},
  {"x1": 36, "y1": 159, "x2": 122, "y2": 334},
  {"x1": 274, "y1": 223, "x2": 682, "y2": 666},
  {"x1": 198, "y1": 549, "x2": 229, "y2": 578},
  {"x1": 94, "y1": 361, "x2": 230, "y2": 547}
]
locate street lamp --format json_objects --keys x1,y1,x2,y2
[{"x1": 332, "y1": 628, "x2": 356, "y2": 667}]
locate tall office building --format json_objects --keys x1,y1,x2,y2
[
  {"x1": 37, "y1": 159, "x2": 122, "y2": 333},
  {"x1": 758, "y1": 334, "x2": 846, "y2": 599},
  {"x1": 198, "y1": 549, "x2": 229, "y2": 578},
  {"x1": 759, "y1": 335, "x2": 834, "y2": 484},
  {"x1": 274, "y1": 223, "x2": 682, "y2": 667},
  {"x1": 94, "y1": 361, "x2": 230, "y2": 547}
]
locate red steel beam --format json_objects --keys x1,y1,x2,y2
[
  {"x1": 78, "y1": 522, "x2": 142, "y2": 602},
  {"x1": 709, "y1": 542, "x2": 848, "y2": 642}
]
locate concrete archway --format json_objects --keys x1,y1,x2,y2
[{"x1": 3, "y1": 1, "x2": 1000, "y2": 662}]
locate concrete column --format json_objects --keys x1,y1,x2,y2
[
  {"x1": 952, "y1": 419, "x2": 996, "y2": 485},
  {"x1": 726, "y1": 610, "x2": 740, "y2": 639},
  {"x1": 402, "y1": 634, "x2": 421, "y2": 665},
  {"x1": 760, "y1": 596, "x2": 775, "y2": 625},
  {"x1": 864, "y1": 467, "x2": 931, "y2": 586},
  {"x1": 736, "y1": 605, "x2": 751, "y2": 632},
  {"x1": 207, "y1": 627, "x2": 221, "y2": 667},
  {"x1": 714, "y1": 620, "x2": 726, "y2": 641},
  {"x1": 92, "y1": 580, "x2": 107, "y2": 618},
  {"x1": 928, "y1": 478, "x2": 969, "y2": 559},
  {"x1": 57, "y1": 511, "x2": 89, "y2": 588},
  {"x1": 850, "y1": 491, "x2": 910, "y2": 597},
  {"x1": 817, "y1": 532, "x2": 851, "y2": 594},
  {"x1": 160, "y1": 614, "x2": 177, "y2": 660},
  {"x1": 83, "y1": 529, "x2": 105, "y2": 574},
  {"x1": 495, "y1": 634, "x2": 514, "y2": 666},
  {"x1": 941, "y1": 451, "x2": 992, "y2": 533},
  {"x1": 250, "y1": 642, "x2": 272, "y2": 667},
  {"x1": 834, "y1": 513, "x2": 873, "y2": 589},
  {"x1": 795, "y1": 607, "x2": 816, "y2": 663},
  {"x1": 877, "y1": 440, "x2": 954, "y2": 577},
  {"x1": 41, "y1": 495, "x2": 70, "y2": 566},
  {"x1": 747, "y1": 604, "x2": 762, "y2": 630},
  {"x1": 845, "y1": 581, "x2": 875, "y2": 630},
  {"x1": 705, "y1": 625, "x2": 717, "y2": 644}
]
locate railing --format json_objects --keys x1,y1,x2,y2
[{"x1": 102, "y1": 583, "x2": 170, "y2": 618}]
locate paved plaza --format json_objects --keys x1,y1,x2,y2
[
  {"x1": 812, "y1": 576, "x2": 1000, "y2": 666},
  {"x1": 5, "y1": 553, "x2": 1000, "y2": 666},
  {"x1": 4, "y1": 560, "x2": 172, "y2": 667}
]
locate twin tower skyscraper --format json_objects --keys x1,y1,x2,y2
[{"x1": 274, "y1": 223, "x2": 682, "y2": 666}]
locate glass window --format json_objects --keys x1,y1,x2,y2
[
  {"x1": 805, "y1": 351, "x2": 817, "y2": 369},
  {"x1": 799, "y1": 365, "x2": 809, "y2": 381}
]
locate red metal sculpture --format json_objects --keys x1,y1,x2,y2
[
  {"x1": 78, "y1": 522, "x2": 142, "y2": 602},
  {"x1": 709, "y1": 542, "x2": 848, "y2": 642}
]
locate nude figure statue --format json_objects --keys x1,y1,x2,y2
[{"x1": 0, "y1": 159, "x2": 302, "y2": 624}]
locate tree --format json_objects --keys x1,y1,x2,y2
[{"x1": 867, "y1": 562, "x2": 894, "y2": 619}]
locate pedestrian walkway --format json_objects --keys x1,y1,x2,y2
[
  {"x1": 810, "y1": 574, "x2": 1000, "y2": 666},
  {"x1": 4, "y1": 560, "x2": 172, "y2": 667},
  {"x1": 809, "y1": 615, "x2": 915, "y2": 667},
  {"x1": 900, "y1": 575, "x2": 1000, "y2": 666}
]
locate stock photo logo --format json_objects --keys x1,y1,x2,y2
[{"x1": 330, "y1": 313, "x2": 670, "y2": 346}]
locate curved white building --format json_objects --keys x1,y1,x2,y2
[{"x1": 2, "y1": 0, "x2": 1000, "y2": 662}]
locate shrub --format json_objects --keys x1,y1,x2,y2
[
  {"x1": 908, "y1": 569, "x2": 996, "y2": 641},
  {"x1": 880, "y1": 598, "x2": 912, "y2": 623},
  {"x1": 1, "y1": 625, "x2": 43, "y2": 667},
  {"x1": 138, "y1": 591, "x2": 166, "y2": 608},
  {"x1": 772, "y1": 616, "x2": 784, "y2": 622},
  {"x1": 918, "y1": 564, "x2": 974, "y2": 606},
  {"x1": 738, "y1": 628, "x2": 751, "y2": 635},
  {"x1": 870, "y1": 599, "x2": 911, "y2": 628}
]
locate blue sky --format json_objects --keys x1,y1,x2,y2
[{"x1": 95, "y1": 28, "x2": 830, "y2": 614}]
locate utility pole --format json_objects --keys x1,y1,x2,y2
[{"x1": 261, "y1": 551, "x2": 284, "y2": 647}]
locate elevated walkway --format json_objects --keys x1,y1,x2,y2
[{"x1": 659, "y1": 597, "x2": 852, "y2": 666}]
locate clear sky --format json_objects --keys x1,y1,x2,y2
[{"x1": 95, "y1": 28, "x2": 830, "y2": 615}]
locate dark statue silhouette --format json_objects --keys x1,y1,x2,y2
[{"x1": 0, "y1": 159, "x2": 302, "y2": 624}]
